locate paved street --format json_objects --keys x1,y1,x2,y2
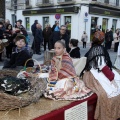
[{"x1": 0, "y1": 33, "x2": 117, "y2": 69}]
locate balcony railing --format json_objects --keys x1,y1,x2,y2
[
  {"x1": 6, "y1": 0, "x2": 30, "y2": 10},
  {"x1": 17, "y1": 0, "x2": 25, "y2": 5},
  {"x1": 6, "y1": 1, "x2": 14, "y2": 10},
  {"x1": 90, "y1": 0, "x2": 120, "y2": 7},
  {"x1": 36, "y1": 0, "x2": 54, "y2": 7},
  {"x1": 57, "y1": 0, "x2": 76, "y2": 5}
]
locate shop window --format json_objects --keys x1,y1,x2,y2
[
  {"x1": 112, "y1": 19, "x2": 117, "y2": 33},
  {"x1": 25, "y1": 17, "x2": 30, "y2": 31},
  {"x1": 65, "y1": 16, "x2": 71, "y2": 36},
  {"x1": 90, "y1": 17, "x2": 98, "y2": 40},
  {"x1": 102, "y1": 18, "x2": 108, "y2": 33},
  {"x1": 43, "y1": 17, "x2": 49, "y2": 29},
  {"x1": 65, "y1": 16, "x2": 71, "y2": 23}
]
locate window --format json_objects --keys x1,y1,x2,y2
[
  {"x1": 12, "y1": 14, "x2": 16, "y2": 27},
  {"x1": 26, "y1": 0, "x2": 30, "y2": 6},
  {"x1": 25, "y1": 17, "x2": 30, "y2": 31},
  {"x1": 102, "y1": 18, "x2": 108, "y2": 33},
  {"x1": 65, "y1": 16, "x2": 71, "y2": 23},
  {"x1": 65, "y1": 16, "x2": 71, "y2": 36},
  {"x1": 116, "y1": 0, "x2": 119, "y2": 6},
  {"x1": 104, "y1": 0, "x2": 109, "y2": 4},
  {"x1": 90, "y1": 17, "x2": 98, "y2": 40},
  {"x1": 112, "y1": 19, "x2": 117, "y2": 33},
  {"x1": 43, "y1": 17, "x2": 49, "y2": 29},
  {"x1": 43, "y1": 0, "x2": 49, "y2": 3}
]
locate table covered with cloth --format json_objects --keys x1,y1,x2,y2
[{"x1": 0, "y1": 93, "x2": 97, "y2": 120}]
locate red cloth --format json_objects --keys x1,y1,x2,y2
[
  {"x1": 34, "y1": 94, "x2": 97, "y2": 120},
  {"x1": 101, "y1": 66, "x2": 114, "y2": 81}
]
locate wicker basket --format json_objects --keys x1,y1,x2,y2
[
  {"x1": 0, "y1": 69, "x2": 47, "y2": 111},
  {"x1": 21, "y1": 58, "x2": 42, "y2": 73}
]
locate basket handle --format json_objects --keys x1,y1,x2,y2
[{"x1": 23, "y1": 58, "x2": 42, "y2": 73}]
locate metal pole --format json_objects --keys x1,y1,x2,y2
[{"x1": 85, "y1": 21, "x2": 86, "y2": 32}]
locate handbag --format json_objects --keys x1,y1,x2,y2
[{"x1": 81, "y1": 38, "x2": 85, "y2": 42}]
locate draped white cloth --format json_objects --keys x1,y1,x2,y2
[{"x1": 90, "y1": 57, "x2": 120, "y2": 98}]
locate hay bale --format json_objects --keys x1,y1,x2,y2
[{"x1": 0, "y1": 70, "x2": 47, "y2": 111}]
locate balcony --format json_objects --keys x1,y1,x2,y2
[
  {"x1": 57, "y1": 0, "x2": 76, "y2": 5},
  {"x1": 25, "y1": 0, "x2": 32, "y2": 9},
  {"x1": 89, "y1": 0, "x2": 120, "y2": 7},
  {"x1": 36, "y1": 0, "x2": 54, "y2": 7},
  {"x1": 6, "y1": 0, "x2": 14, "y2": 10},
  {"x1": 6, "y1": 0, "x2": 27, "y2": 10}
]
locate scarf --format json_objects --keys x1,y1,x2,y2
[
  {"x1": 14, "y1": 46, "x2": 28, "y2": 53},
  {"x1": 49, "y1": 52, "x2": 76, "y2": 81}
]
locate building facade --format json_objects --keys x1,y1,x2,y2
[
  {"x1": 0, "y1": 0, "x2": 5, "y2": 21},
  {"x1": 6, "y1": 0, "x2": 120, "y2": 42}
]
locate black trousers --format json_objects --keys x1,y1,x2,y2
[
  {"x1": 105, "y1": 42, "x2": 109, "y2": 50},
  {"x1": 108, "y1": 41, "x2": 112, "y2": 49},
  {"x1": 35, "y1": 40, "x2": 41, "y2": 54},
  {"x1": 44, "y1": 41, "x2": 50, "y2": 51},
  {"x1": 6, "y1": 43, "x2": 13, "y2": 58},
  {"x1": 83, "y1": 42, "x2": 86, "y2": 48},
  {"x1": 114, "y1": 42, "x2": 119, "y2": 52}
]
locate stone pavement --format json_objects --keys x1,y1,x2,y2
[{"x1": 0, "y1": 33, "x2": 117, "y2": 69}]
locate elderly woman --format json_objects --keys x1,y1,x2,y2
[{"x1": 82, "y1": 31, "x2": 120, "y2": 120}]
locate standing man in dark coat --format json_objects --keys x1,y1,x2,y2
[
  {"x1": 49, "y1": 25, "x2": 70, "y2": 52},
  {"x1": 52, "y1": 21, "x2": 58, "y2": 32},
  {"x1": 43, "y1": 24, "x2": 52, "y2": 51},
  {"x1": 31, "y1": 20, "x2": 38, "y2": 51},
  {"x1": 105, "y1": 29, "x2": 110, "y2": 50},
  {"x1": 109, "y1": 28, "x2": 113, "y2": 49},
  {"x1": 34, "y1": 23, "x2": 43, "y2": 55}
]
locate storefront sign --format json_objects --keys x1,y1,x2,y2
[
  {"x1": 23, "y1": 6, "x2": 79, "y2": 16},
  {"x1": 89, "y1": 5, "x2": 120, "y2": 17}
]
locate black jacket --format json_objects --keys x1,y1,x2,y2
[
  {"x1": 0, "y1": 28, "x2": 4, "y2": 39},
  {"x1": 3, "y1": 49, "x2": 34, "y2": 68},
  {"x1": 43, "y1": 28, "x2": 52, "y2": 41},
  {"x1": 69, "y1": 47, "x2": 80, "y2": 58},
  {"x1": 52, "y1": 24, "x2": 56, "y2": 31},
  {"x1": 31, "y1": 23, "x2": 37, "y2": 37},
  {"x1": 35, "y1": 28, "x2": 43, "y2": 43},
  {"x1": 49, "y1": 31, "x2": 70, "y2": 51}
]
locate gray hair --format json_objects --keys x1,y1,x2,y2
[{"x1": 60, "y1": 25, "x2": 66, "y2": 29}]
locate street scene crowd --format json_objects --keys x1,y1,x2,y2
[{"x1": 0, "y1": 18, "x2": 120, "y2": 120}]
